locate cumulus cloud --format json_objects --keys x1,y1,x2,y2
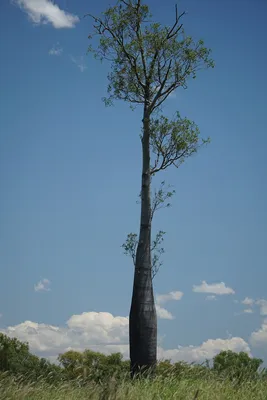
[
  {"x1": 70, "y1": 55, "x2": 87, "y2": 72},
  {"x1": 0, "y1": 311, "x2": 251, "y2": 364},
  {"x1": 156, "y1": 291, "x2": 183, "y2": 305},
  {"x1": 34, "y1": 278, "x2": 51, "y2": 292},
  {"x1": 49, "y1": 43, "x2": 63, "y2": 56},
  {"x1": 158, "y1": 337, "x2": 251, "y2": 363},
  {"x1": 155, "y1": 305, "x2": 174, "y2": 320},
  {"x1": 67, "y1": 311, "x2": 129, "y2": 344},
  {"x1": 12, "y1": 0, "x2": 79, "y2": 29},
  {"x1": 192, "y1": 281, "x2": 235, "y2": 295},
  {"x1": 155, "y1": 291, "x2": 183, "y2": 320},
  {"x1": 255, "y1": 299, "x2": 267, "y2": 316},
  {"x1": 242, "y1": 297, "x2": 254, "y2": 306},
  {"x1": 250, "y1": 319, "x2": 267, "y2": 347},
  {"x1": 236, "y1": 299, "x2": 267, "y2": 316},
  {"x1": 0, "y1": 312, "x2": 129, "y2": 355},
  {"x1": 205, "y1": 295, "x2": 217, "y2": 301}
]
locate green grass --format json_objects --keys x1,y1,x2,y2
[{"x1": 1, "y1": 373, "x2": 267, "y2": 400}]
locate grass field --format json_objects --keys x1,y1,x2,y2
[{"x1": 1, "y1": 373, "x2": 267, "y2": 400}]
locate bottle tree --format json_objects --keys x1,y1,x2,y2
[{"x1": 86, "y1": 0, "x2": 214, "y2": 377}]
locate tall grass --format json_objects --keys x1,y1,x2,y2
[{"x1": 1, "y1": 371, "x2": 267, "y2": 399}]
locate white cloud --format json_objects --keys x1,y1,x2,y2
[
  {"x1": 70, "y1": 55, "x2": 87, "y2": 72},
  {"x1": 242, "y1": 297, "x2": 254, "y2": 306},
  {"x1": 244, "y1": 309, "x2": 253, "y2": 314},
  {"x1": 250, "y1": 319, "x2": 267, "y2": 347},
  {"x1": 192, "y1": 281, "x2": 235, "y2": 295},
  {"x1": 255, "y1": 299, "x2": 267, "y2": 316},
  {"x1": 49, "y1": 43, "x2": 63, "y2": 56},
  {"x1": 34, "y1": 278, "x2": 51, "y2": 292},
  {"x1": 155, "y1": 305, "x2": 174, "y2": 320},
  {"x1": 156, "y1": 291, "x2": 183, "y2": 305},
  {"x1": 0, "y1": 312, "x2": 129, "y2": 355},
  {"x1": 0, "y1": 311, "x2": 251, "y2": 364},
  {"x1": 205, "y1": 295, "x2": 217, "y2": 301},
  {"x1": 155, "y1": 291, "x2": 183, "y2": 320},
  {"x1": 12, "y1": 0, "x2": 79, "y2": 29},
  {"x1": 158, "y1": 337, "x2": 251, "y2": 363},
  {"x1": 67, "y1": 311, "x2": 129, "y2": 344}
]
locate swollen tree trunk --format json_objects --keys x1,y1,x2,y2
[{"x1": 129, "y1": 107, "x2": 157, "y2": 377}]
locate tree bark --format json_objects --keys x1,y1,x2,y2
[{"x1": 129, "y1": 106, "x2": 157, "y2": 377}]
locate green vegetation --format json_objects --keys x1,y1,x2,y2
[
  {"x1": 1, "y1": 333, "x2": 267, "y2": 399},
  {"x1": 1, "y1": 373, "x2": 267, "y2": 400}
]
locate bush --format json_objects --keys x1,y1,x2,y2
[
  {"x1": 213, "y1": 350, "x2": 263, "y2": 382},
  {"x1": 0, "y1": 333, "x2": 63, "y2": 384},
  {"x1": 1, "y1": 332, "x2": 266, "y2": 387}
]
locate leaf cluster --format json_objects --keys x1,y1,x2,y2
[{"x1": 86, "y1": 0, "x2": 214, "y2": 111}]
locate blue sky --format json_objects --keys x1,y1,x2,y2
[{"x1": 0, "y1": 0, "x2": 267, "y2": 365}]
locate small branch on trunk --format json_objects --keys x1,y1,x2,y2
[
  {"x1": 123, "y1": 181, "x2": 173, "y2": 278},
  {"x1": 122, "y1": 230, "x2": 166, "y2": 279},
  {"x1": 151, "y1": 181, "x2": 175, "y2": 222}
]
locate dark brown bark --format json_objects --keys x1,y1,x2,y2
[{"x1": 129, "y1": 106, "x2": 157, "y2": 377}]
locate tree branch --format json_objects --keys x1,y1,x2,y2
[
  {"x1": 165, "y1": 6, "x2": 185, "y2": 40},
  {"x1": 135, "y1": 0, "x2": 147, "y2": 80},
  {"x1": 85, "y1": 12, "x2": 146, "y2": 90}
]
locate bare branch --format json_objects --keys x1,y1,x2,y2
[
  {"x1": 149, "y1": 60, "x2": 172, "y2": 111},
  {"x1": 135, "y1": 0, "x2": 147, "y2": 80},
  {"x1": 166, "y1": 6, "x2": 185, "y2": 40},
  {"x1": 147, "y1": 5, "x2": 184, "y2": 86}
]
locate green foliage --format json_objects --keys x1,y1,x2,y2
[
  {"x1": 122, "y1": 232, "x2": 138, "y2": 264},
  {"x1": 0, "y1": 332, "x2": 267, "y2": 392},
  {"x1": 151, "y1": 181, "x2": 176, "y2": 217},
  {"x1": 151, "y1": 230, "x2": 165, "y2": 278},
  {"x1": 150, "y1": 113, "x2": 210, "y2": 174},
  {"x1": 0, "y1": 333, "x2": 31, "y2": 373},
  {"x1": 58, "y1": 350, "x2": 84, "y2": 380},
  {"x1": 2, "y1": 370, "x2": 267, "y2": 400},
  {"x1": 86, "y1": 0, "x2": 214, "y2": 111},
  {"x1": 213, "y1": 350, "x2": 263, "y2": 382},
  {"x1": 86, "y1": 0, "x2": 213, "y2": 175},
  {"x1": 122, "y1": 181, "x2": 175, "y2": 278},
  {"x1": 155, "y1": 359, "x2": 212, "y2": 382},
  {"x1": 58, "y1": 348, "x2": 130, "y2": 383},
  {"x1": 0, "y1": 333, "x2": 63, "y2": 384},
  {"x1": 122, "y1": 230, "x2": 166, "y2": 278}
]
